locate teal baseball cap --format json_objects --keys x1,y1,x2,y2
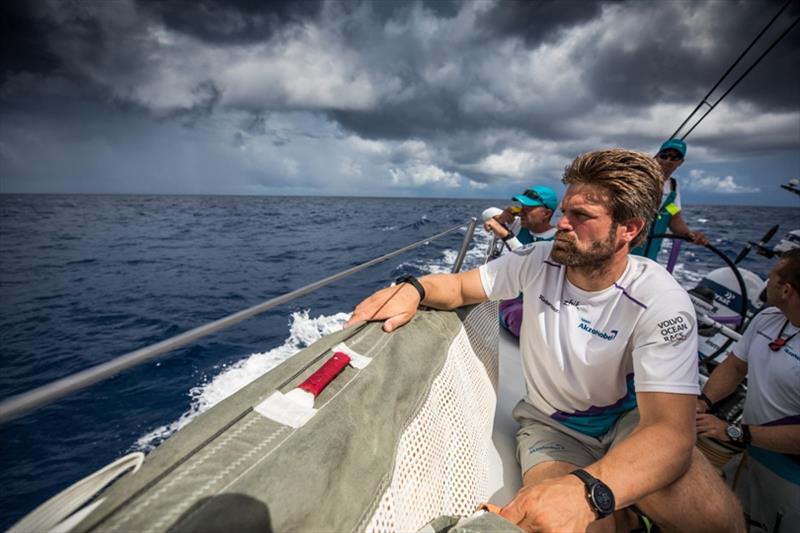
[
  {"x1": 512, "y1": 185, "x2": 558, "y2": 210},
  {"x1": 659, "y1": 139, "x2": 687, "y2": 158}
]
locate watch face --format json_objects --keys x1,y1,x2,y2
[
  {"x1": 591, "y1": 484, "x2": 615, "y2": 514},
  {"x1": 726, "y1": 425, "x2": 742, "y2": 440},
  {"x1": 725, "y1": 425, "x2": 742, "y2": 441}
]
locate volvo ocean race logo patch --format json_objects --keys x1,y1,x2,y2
[
  {"x1": 658, "y1": 311, "x2": 695, "y2": 346},
  {"x1": 577, "y1": 318, "x2": 618, "y2": 341}
]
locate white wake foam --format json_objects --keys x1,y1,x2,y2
[
  {"x1": 134, "y1": 220, "x2": 500, "y2": 452},
  {"x1": 398, "y1": 226, "x2": 495, "y2": 275},
  {"x1": 134, "y1": 310, "x2": 350, "y2": 452}
]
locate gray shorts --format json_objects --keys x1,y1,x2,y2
[{"x1": 512, "y1": 399, "x2": 640, "y2": 476}]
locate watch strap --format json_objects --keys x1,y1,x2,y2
[
  {"x1": 570, "y1": 469, "x2": 615, "y2": 520},
  {"x1": 698, "y1": 392, "x2": 714, "y2": 410},
  {"x1": 394, "y1": 275, "x2": 426, "y2": 302},
  {"x1": 570, "y1": 468, "x2": 594, "y2": 485},
  {"x1": 742, "y1": 423, "x2": 752, "y2": 445}
]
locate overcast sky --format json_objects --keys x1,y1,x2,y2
[{"x1": 1, "y1": 0, "x2": 798, "y2": 205}]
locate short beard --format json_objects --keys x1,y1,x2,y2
[{"x1": 551, "y1": 222, "x2": 619, "y2": 268}]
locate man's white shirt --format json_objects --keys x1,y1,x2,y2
[
  {"x1": 732, "y1": 307, "x2": 800, "y2": 426},
  {"x1": 479, "y1": 241, "x2": 699, "y2": 435}
]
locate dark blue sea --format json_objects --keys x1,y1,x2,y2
[{"x1": 0, "y1": 194, "x2": 797, "y2": 529}]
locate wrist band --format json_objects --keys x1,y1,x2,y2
[
  {"x1": 742, "y1": 424, "x2": 752, "y2": 445},
  {"x1": 698, "y1": 392, "x2": 713, "y2": 409},
  {"x1": 395, "y1": 275, "x2": 426, "y2": 302}
]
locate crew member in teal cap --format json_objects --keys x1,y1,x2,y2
[
  {"x1": 631, "y1": 138, "x2": 708, "y2": 260},
  {"x1": 484, "y1": 185, "x2": 558, "y2": 336},
  {"x1": 485, "y1": 185, "x2": 558, "y2": 248}
]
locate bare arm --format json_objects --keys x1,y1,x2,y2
[
  {"x1": 696, "y1": 354, "x2": 800, "y2": 453},
  {"x1": 500, "y1": 392, "x2": 695, "y2": 530},
  {"x1": 587, "y1": 392, "x2": 695, "y2": 507},
  {"x1": 344, "y1": 269, "x2": 488, "y2": 332},
  {"x1": 697, "y1": 411, "x2": 800, "y2": 454},
  {"x1": 669, "y1": 212, "x2": 708, "y2": 245},
  {"x1": 484, "y1": 218, "x2": 512, "y2": 239},
  {"x1": 696, "y1": 354, "x2": 748, "y2": 413},
  {"x1": 750, "y1": 424, "x2": 800, "y2": 454}
]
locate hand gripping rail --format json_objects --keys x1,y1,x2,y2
[{"x1": 0, "y1": 218, "x2": 478, "y2": 424}]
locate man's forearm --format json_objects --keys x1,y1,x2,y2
[
  {"x1": 586, "y1": 420, "x2": 694, "y2": 509},
  {"x1": 750, "y1": 424, "x2": 800, "y2": 454},
  {"x1": 419, "y1": 270, "x2": 487, "y2": 310},
  {"x1": 668, "y1": 213, "x2": 691, "y2": 236},
  {"x1": 702, "y1": 356, "x2": 747, "y2": 405}
]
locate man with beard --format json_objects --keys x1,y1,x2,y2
[
  {"x1": 695, "y1": 248, "x2": 800, "y2": 531},
  {"x1": 346, "y1": 149, "x2": 743, "y2": 532}
]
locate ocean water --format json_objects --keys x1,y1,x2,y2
[{"x1": 0, "y1": 194, "x2": 796, "y2": 528}]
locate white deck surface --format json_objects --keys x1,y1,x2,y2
[{"x1": 487, "y1": 327, "x2": 525, "y2": 505}]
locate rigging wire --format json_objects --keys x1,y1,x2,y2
[{"x1": 669, "y1": 0, "x2": 799, "y2": 141}]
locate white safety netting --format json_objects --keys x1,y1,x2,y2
[{"x1": 364, "y1": 326, "x2": 499, "y2": 533}]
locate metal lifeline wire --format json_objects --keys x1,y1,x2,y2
[
  {"x1": 0, "y1": 218, "x2": 478, "y2": 424},
  {"x1": 669, "y1": 0, "x2": 800, "y2": 141}
]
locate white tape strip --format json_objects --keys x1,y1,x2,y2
[{"x1": 333, "y1": 343, "x2": 372, "y2": 369}]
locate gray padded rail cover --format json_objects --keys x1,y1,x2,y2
[{"x1": 73, "y1": 302, "x2": 499, "y2": 533}]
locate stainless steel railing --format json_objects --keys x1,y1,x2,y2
[{"x1": 0, "y1": 218, "x2": 478, "y2": 424}]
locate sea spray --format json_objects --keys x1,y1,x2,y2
[{"x1": 134, "y1": 310, "x2": 350, "y2": 452}]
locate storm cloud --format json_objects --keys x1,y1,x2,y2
[{"x1": 1, "y1": 0, "x2": 798, "y2": 202}]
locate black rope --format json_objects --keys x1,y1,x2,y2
[{"x1": 669, "y1": 0, "x2": 798, "y2": 141}]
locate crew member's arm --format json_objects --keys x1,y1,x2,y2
[
  {"x1": 669, "y1": 212, "x2": 708, "y2": 245},
  {"x1": 695, "y1": 352, "x2": 800, "y2": 453},
  {"x1": 499, "y1": 392, "x2": 696, "y2": 531},
  {"x1": 344, "y1": 269, "x2": 488, "y2": 332},
  {"x1": 588, "y1": 391, "x2": 696, "y2": 505},
  {"x1": 748, "y1": 424, "x2": 800, "y2": 454},
  {"x1": 696, "y1": 411, "x2": 800, "y2": 454},
  {"x1": 484, "y1": 218, "x2": 523, "y2": 250},
  {"x1": 696, "y1": 353, "x2": 748, "y2": 413},
  {"x1": 484, "y1": 218, "x2": 512, "y2": 240}
]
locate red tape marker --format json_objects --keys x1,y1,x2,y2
[{"x1": 298, "y1": 352, "x2": 352, "y2": 397}]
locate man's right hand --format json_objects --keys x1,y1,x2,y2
[
  {"x1": 484, "y1": 218, "x2": 511, "y2": 239},
  {"x1": 344, "y1": 282, "x2": 422, "y2": 332},
  {"x1": 495, "y1": 208, "x2": 517, "y2": 225}
]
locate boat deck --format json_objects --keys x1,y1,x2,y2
[{"x1": 488, "y1": 327, "x2": 525, "y2": 505}]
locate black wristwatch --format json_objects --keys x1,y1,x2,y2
[
  {"x1": 394, "y1": 275, "x2": 426, "y2": 302},
  {"x1": 571, "y1": 469, "x2": 615, "y2": 520},
  {"x1": 726, "y1": 423, "x2": 752, "y2": 445}
]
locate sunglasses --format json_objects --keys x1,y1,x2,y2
[
  {"x1": 657, "y1": 152, "x2": 683, "y2": 162},
  {"x1": 522, "y1": 189, "x2": 545, "y2": 204}
]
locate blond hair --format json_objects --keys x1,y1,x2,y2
[{"x1": 562, "y1": 149, "x2": 664, "y2": 248}]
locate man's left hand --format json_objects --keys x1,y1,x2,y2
[
  {"x1": 499, "y1": 475, "x2": 595, "y2": 533},
  {"x1": 695, "y1": 413, "x2": 728, "y2": 441}
]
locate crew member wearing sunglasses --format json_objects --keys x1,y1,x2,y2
[
  {"x1": 484, "y1": 185, "x2": 558, "y2": 251},
  {"x1": 696, "y1": 248, "x2": 800, "y2": 532},
  {"x1": 483, "y1": 185, "x2": 558, "y2": 337},
  {"x1": 631, "y1": 138, "x2": 708, "y2": 259}
]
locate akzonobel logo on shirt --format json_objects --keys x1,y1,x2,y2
[{"x1": 577, "y1": 318, "x2": 618, "y2": 341}]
